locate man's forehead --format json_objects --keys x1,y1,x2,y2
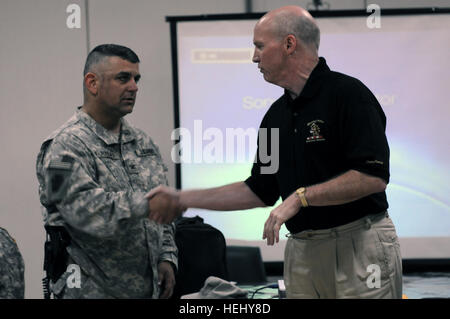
[
  {"x1": 253, "y1": 19, "x2": 275, "y2": 41},
  {"x1": 253, "y1": 23, "x2": 264, "y2": 39},
  {"x1": 103, "y1": 56, "x2": 139, "y2": 74}
]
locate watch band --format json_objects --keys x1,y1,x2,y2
[{"x1": 295, "y1": 187, "x2": 309, "y2": 207}]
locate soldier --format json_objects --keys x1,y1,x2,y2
[
  {"x1": 36, "y1": 44, "x2": 183, "y2": 298},
  {"x1": 0, "y1": 227, "x2": 25, "y2": 299}
]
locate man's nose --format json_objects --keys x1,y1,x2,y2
[
  {"x1": 252, "y1": 49, "x2": 259, "y2": 63},
  {"x1": 128, "y1": 79, "x2": 138, "y2": 92}
]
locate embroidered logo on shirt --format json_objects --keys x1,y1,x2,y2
[
  {"x1": 366, "y1": 160, "x2": 384, "y2": 165},
  {"x1": 306, "y1": 120, "x2": 326, "y2": 143}
]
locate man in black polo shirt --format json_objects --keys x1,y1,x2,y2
[{"x1": 147, "y1": 5, "x2": 402, "y2": 298}]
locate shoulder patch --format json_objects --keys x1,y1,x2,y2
[{"x1": 47, "y1": 155, "x2": 75, "y2": 202}]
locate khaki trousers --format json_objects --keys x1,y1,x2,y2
[{"x1": 284, "y1": 212, "x2": 402, "y2": 299}]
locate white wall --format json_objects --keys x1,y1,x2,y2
[
  {"x1": 0, "y1": 0, "x2": 87, "y2": 299},
  {"x1": 0, "y1": 0, "x2": 447, "y2": 299}
]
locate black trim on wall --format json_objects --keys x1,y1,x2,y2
[
  {"x1": 168, "y1": 21, "x2": 182, "y2": 190},
  {"x1": 166, "y1": 7, "x2": 450, "y2": 22}
]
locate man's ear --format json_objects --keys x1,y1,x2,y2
[
  {"x1": 285, "y1": 34, "x2": 297, "y2": 55},
  {"x1": 84, "y1": 72, "x2": 99, "y2": 96}
]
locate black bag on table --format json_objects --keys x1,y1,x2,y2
[{"x1": 172, "y1": 216, "x2": 229, "y2": 299}]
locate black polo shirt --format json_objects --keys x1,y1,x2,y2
[{"x1": 245, "y1": 57, "x2": 390, "y2": 233}]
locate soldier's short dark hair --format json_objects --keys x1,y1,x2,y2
[{"x1": 83, "y1": 44, "x2": 140, "y2": 75}]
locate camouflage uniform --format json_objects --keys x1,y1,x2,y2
[
  {"x1": 0, "y1": 227, "x2": 25, "y2": 299},
  {"x1": 36, "y1": 108, "x2": 177, "y2": 298}
]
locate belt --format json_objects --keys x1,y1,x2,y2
[{"x1": 287, "y1": 211, "x2": 388, "y2": 240}]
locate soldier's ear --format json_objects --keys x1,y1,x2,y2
[{"x1": 84, "y1": 72, "x2": 99, "y2": 96}]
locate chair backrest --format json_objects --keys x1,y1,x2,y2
[
  {"x1": 226, "y1": 245, "x2": 267, "y2": 285},
  {"x1": 173, "y1": 216, "x2": 229, "y2": 298}
]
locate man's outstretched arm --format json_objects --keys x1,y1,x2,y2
[{"x1": 145, "y1": 182, "x2": 266, "y2": 224}]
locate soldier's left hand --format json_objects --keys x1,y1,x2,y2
[{"x1": 158, "y1": 261, "x2": 175, "y2": 299}]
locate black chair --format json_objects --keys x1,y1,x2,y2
[
  {"x1": 226, "y1": 246, "x2": 267, "y2": 285},
  {"x1": 172, "y1": 216, "x2": 229, "y2": 298}
]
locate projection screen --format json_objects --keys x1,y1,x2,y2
[{"x1": 168, "y1": 8, "x2": 450, "y2": 261}]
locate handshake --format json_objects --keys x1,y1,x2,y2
[{"x1": 145, "y1": 186, "x2": 186, "y2": 224}]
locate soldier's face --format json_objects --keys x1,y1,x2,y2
[{"x1": 97, "y1": 56, "x2": 141, "y2": 117}]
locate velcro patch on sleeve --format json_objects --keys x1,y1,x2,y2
[{"x1": 47, "y1": 155, "x2": 75, "y2": 202}]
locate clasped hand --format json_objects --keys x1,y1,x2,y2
[{"x1": 145, "y1": 185, "x2": 186, "y2": 224}]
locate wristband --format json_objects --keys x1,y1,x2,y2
[{"x1": 295, "y1": 187, "x2": 308, "y2": 207}]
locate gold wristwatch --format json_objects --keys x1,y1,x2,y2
[{"x1": 295, "y1": 187, "x2": 309, "y2": 207}]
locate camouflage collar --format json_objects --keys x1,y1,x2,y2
[
  {"x1": 76, "y1": 108, "x2": 136, "y2": 145},
  {"x1": 119, "y1": 118, "x2": 137, "y2": 144}
]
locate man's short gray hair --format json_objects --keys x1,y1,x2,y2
[{"x1": 273, "y1": 13, "x2": 320, "y2": 50}]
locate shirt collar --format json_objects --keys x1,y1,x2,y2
[
  {"x1": 285, "y1": 56, "x2": 330, "y2": 103},
  {"x1": 120, "y1": 117, "x2": 136, "y2": 144},
  {"x1": 76, "y1": 107, "x2": 136, "y2": 145}
]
